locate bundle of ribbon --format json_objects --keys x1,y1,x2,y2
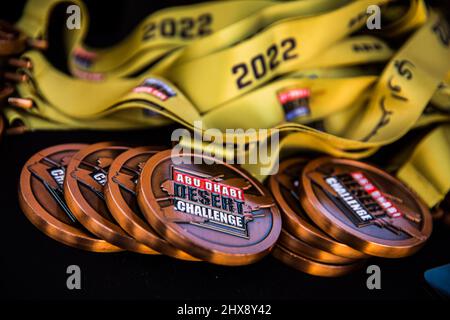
[{"x1": 1, "y1": 0, "x2": 449, "y2": 211}]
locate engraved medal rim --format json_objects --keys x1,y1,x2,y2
[
  {"x1": 300, "y1": 157, "x2": 433, "y2": 258},
  {"x1": 269, "y1": 157, "x2": 367, "y2": 259},
  {"x1": 106, "y1": 146, "x2": 199, "y2": 261},
  {"x1": 19, "y1": 143, "x2": 122, "y2": 252},
  {"x1": 64, "y1": 141, "x2": 156, "y2": 254}
]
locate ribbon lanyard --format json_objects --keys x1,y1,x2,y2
[
  {"x1": 4, "y1": 0, "x2": 450, "y2": 207},
  {"x1": 397, "y1": 124, "x2": 450, "y2": 208}
]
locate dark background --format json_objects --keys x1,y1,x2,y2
[{"x1": 1, "y1": 0, "x2": 450, "y2": 302}]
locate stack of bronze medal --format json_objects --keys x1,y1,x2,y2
[
  {"x1": 268, "y1": 157, "x2": 434, "y2": 277},
  {"x1": 19, "y1": 143, "x2": 282, "y2": 265},
  {"x1": 18, "y1": 143, "x2": 434, "y2": 273}
]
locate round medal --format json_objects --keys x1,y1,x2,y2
[
  {"x1": 301, "y1": 157, "x2": 433, "y2": 258},
  {"x1": 269, "y1": 158, "x2": 366, "y2": 259},
  {"x1": 64, "y1": 142, "x2": 158, "y2": 254},
  {"x1": 137, "y1": 150, "x2": 282, "y2": 266},
  {"x1": 105, "y1": 146, "x2": 198, "y2": 261},
  {"x1": 19, "y1": 144, "x2": 121, "y2": 252}
]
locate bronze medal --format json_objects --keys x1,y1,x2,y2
[
  {"x1": 105, "y1": 146, "x2": 198, "y2": 261},
  {"x1": 278, "y1": 229, "x2": 356, "y2": 265},
  {"x1": 272, "y1": 244, "x2": 364, "y2": 277},
  {"x1": 301, "y1": 157, "x2": 433, "y2": 258},
  {"x1": 64, "y1": 142, "x2": 158, "y2": 254},
  {"x1": 269, "y1": 158, "x2": 366, "y2": 259},
  {"x1": 137, "y1": 150, "x2": 282, "y2": 266},
  {"x1": 19, "y1": 144, "x2": 122, "y2": 252}
]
